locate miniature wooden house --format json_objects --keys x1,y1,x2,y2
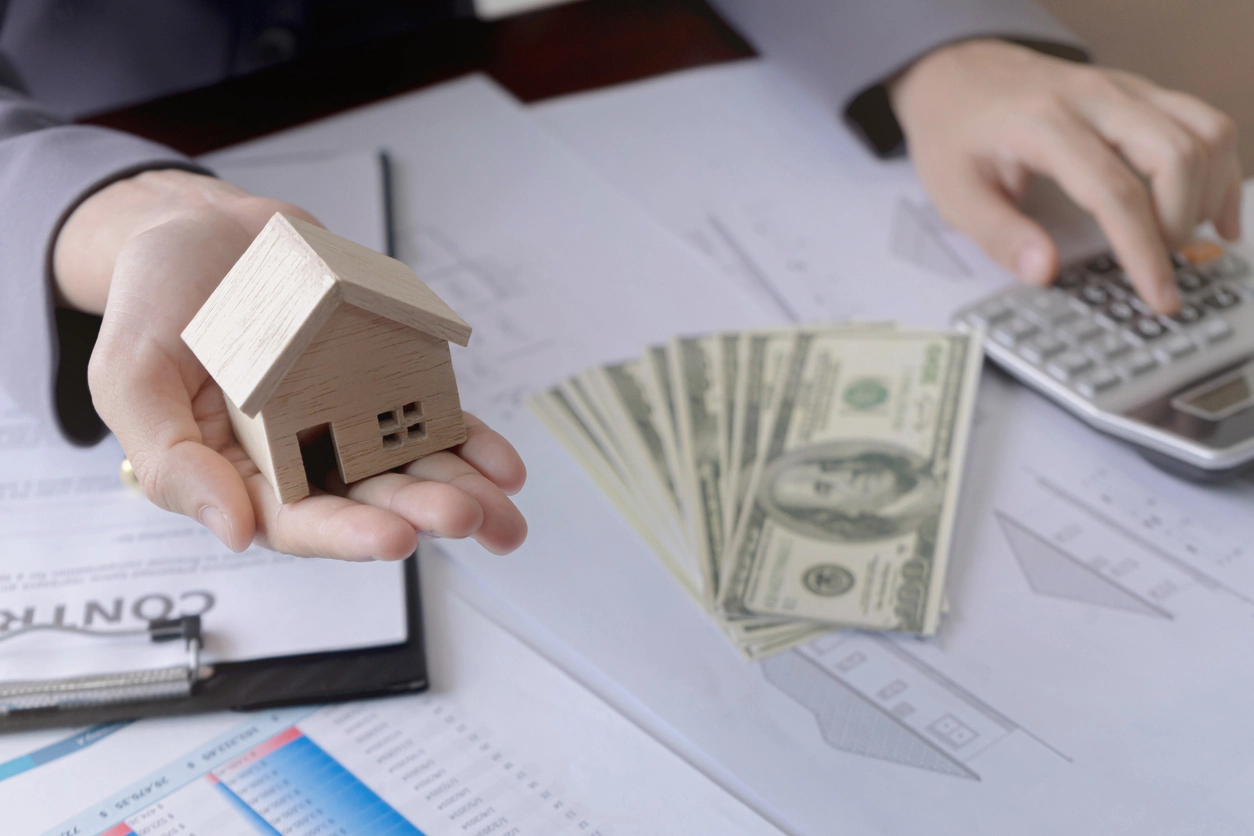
[{"x1": 182, "y1": 213, "x2": 472, "y2": 503}]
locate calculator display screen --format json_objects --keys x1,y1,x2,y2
[
  {"x1": 1128, "y1": 358, "x2": 1254, "y2": 449},
  {"x1": 1180, "y1": 374, "x2": 1253, "y2": 419}
]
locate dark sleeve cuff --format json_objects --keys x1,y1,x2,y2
[
  {"x1": 0, "y1": 124, "x2": 210, "y2": 444},
  {"x1": 846, "y1": 37, "x2": 1090, "y2": 159}
]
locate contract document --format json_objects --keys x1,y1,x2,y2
[{"x1": 0, "y1": 390, "x2": 407, "y2": 682}]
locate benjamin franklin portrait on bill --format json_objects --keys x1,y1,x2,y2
[{"x1": 757, "y1": 441, "x2": 942, "y2": 542}]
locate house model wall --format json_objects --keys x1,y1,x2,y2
[{"x1": 182, "y1": 213, "x2": 472, "y2": 503}]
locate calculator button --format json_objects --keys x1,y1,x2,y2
[
  {"x1": 966, "y1": 300, "x2": 1014, "y2": 329},
  {"x1": 1170, "y1": 303, "x2": 1207, "y2": 324},
  {"x1": 1019, "y1": 334, "x2": 1067, "y2": 364},
  {"x1": 1087, "y1": 253, "x2": 1118, "y2": 273},
  {"x1": 1078, "y1": 285, "x2": 1111, "y2": 306},
  {"x1": 1153, "y1": 334, "x2": 1197, "y2": 363},
  {"x1": 1176, "y1": 269, "x2": 1209, "y2": 294},
  {"x1": 1203, "y1": 287, "x2": 1241, "y2": 309},
  {"x1": 1076, "y1": 368, "x2": 1121, "y2": 398},
  {"x1": 1100, "y1": 300, "x2": 1137, "y2": 324},
  {"x1": 1104, "y1": 283, "x2": 1131, "y2": 301},
  {"x1": 1116, "y1": 351, "x2": 1157, "y2": 378},
  {"x1": 1200, "y1": 253, "x2": 1247, "y2": 281},
  {"x1": 1047, "y1": 351, "x2": 1094, "y2": 382},
  {"x1": 1018, "y1": 292, "x2": 1077, "y2": 326},
  {"x1": 991, "y1": 316, "x2": 1038, "y2": 347},
  {"x1": 1131, "y1": 317, "x2": 1168, "y2": 340},
  {"x1": 1196, "y1": 318, "x2": 1233, "y2": 344},
  {"x1": 1058, "y1": 318, "x2": 1104, "y2": 343},
  {"x1": 1128, "y1": 296, "x2": 1154, "y2": 315},
  {"x1": 1086, "y1": 332, "x2": 1132, "y2": 361},
  {"x1": 1055, "y1": 268, "x2": 1086, "y2": 289}
]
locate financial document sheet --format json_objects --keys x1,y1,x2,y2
[
  {"x1": 2, "y1": 554, "x2": 780, "y2": 836},
  {"x1": 526, "y1": 65, "x2": 1254, "y2": 834},
  {"x1": 537, "y1": 60, "x2": 1109, "y2": 326}
]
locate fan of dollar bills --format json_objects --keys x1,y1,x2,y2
[{"x1": 529, "y1": 324, "x2": 983, "y2": 660}]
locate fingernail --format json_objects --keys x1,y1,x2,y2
[
  {"x1": 199, "y1": 506, "x2": 233, "y2": 550},
  {"x1": 1016, "y1": 245, "x2": 1051, "y2": 284}
]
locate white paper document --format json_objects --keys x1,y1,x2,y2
[
  {"x1": 3, "y1": 556, "x2": 780, "y2": 836},
  {"x1": 201, "y1": 75, "x2": 776, "y2": 422},
  {"x1": 537, "y1": 60, "x2": 1109, "y2": 327},
  {"x1": 0, "y1": 389, "x2": 408, "y2": 681},
  {"x1": 210, "y1": 150, "x2": 390, "y2": 255},
  {"x1": 516, "y1": 65, "x2": 1254, "y2": 834},
  {"x1": 197, "y1": 70, "x2": 1254, "y2": 834}
]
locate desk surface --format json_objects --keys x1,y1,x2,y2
[{"x1": 83, "y1": 0, "x2": 753, "y2": 157}]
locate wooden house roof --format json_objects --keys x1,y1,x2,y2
[{"x1": 182, "y1": 213, "x2": 471, "y2": 417}]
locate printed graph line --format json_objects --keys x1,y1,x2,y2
[
  {"x1": 888, "y1": 198, "x2": 972, "y2": 280},
  {"x1": 879, "y1": 637, "x2": 1073, "y2": 765},
  {"x1": 1034, "y1": 474, "x2": 1254, "y2": 609},
  {"x1": 707, "y1": 214, "x2": 801, "y2": 323},
  {"x1": 765, "y1": 650, "x2": 980, "y2": 780},
  {"x1": 996, "y1": 511, "x2": 1174, "y2": 620},
  {"x1": 765, "y1": 635, "x2": 1070, "y2": 781}
]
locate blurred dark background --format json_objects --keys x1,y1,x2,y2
[
  {"x1": 85, "y1": 0, "x2": 1254, "y2": 170},
  {"x1": 84, "y1": 0, "x2": 752, "y2": 156}
]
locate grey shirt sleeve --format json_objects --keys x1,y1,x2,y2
[
  {"x1": 0, "y1": 86, "x2": 207, "y2": 443},
  {"x1": 710, "y1": 0, "x2": 1088, "y2": 155}
]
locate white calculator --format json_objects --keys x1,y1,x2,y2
[{"x1": 952, "y1": 240, "x2": 1254, "y2": 481}]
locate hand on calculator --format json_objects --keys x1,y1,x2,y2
[
  {"x1": 957, "y1": 242, "x2": 1254, "y2": 480},
  {"x1": 891, "y1": 39, "x2": 1242, "y2": 315}
]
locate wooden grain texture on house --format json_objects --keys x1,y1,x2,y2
[
  {"x1": 183, "y1": 216, "x2": 342, "y2": 417},
  {"x1": 182, "y1": 212, "x2": 472, "y2": 503}
]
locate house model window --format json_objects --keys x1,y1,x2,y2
[
  {"x1": 182, "y1": 213, "x2": 472, "y2": 504},
  {"x1": 379, "y1": 401, "x2": 426, "y2": 449}
]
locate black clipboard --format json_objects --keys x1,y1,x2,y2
[{"x1": 0, "y1": 555, "x2": 427, "y2": 733}]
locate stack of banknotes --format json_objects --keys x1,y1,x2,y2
[{"x1": 529, "y1": 325, "x2": 984, "y2": 659}]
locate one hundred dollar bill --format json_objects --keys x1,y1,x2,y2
[
  {"x1": 528, "y1": 387, "x2": 702, "y2": 604},
  {"x1": 584, "y1": 361, "x2": 700, "y2": 589},
  {"x1": 718, "y1": 329, "x2": 982, "y2": 635},
  {"x1": 670, "y1": 335, "x2": 728, "y2": 607}
]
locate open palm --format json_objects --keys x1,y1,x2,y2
[{"x1": 80, "y1": 178, "x2": 526, "y2": 560}]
